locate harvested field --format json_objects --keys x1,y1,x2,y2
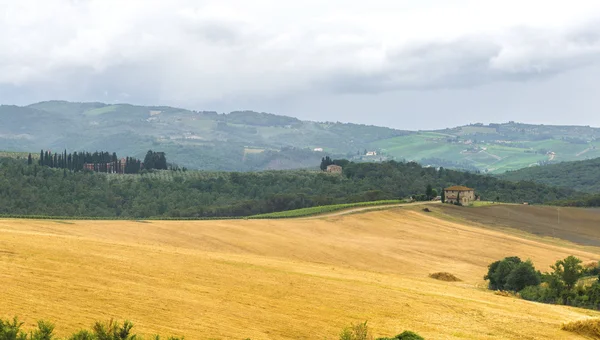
[
  {"x1": 2, "y1": 208, "x2": 600, "y2": 339},
  {"x1": 562, "y1": 318, "x2": 600, "y2": 338},
  {"x1": 433, "y1": 204, "x2": 600, "y2": 246}
]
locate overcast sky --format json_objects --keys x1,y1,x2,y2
[{"x1": 1, "y1": 0, "x2": 600, "y2": 130}]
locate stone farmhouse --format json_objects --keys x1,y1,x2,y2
[
  {"x1": 326, "y1": 164, "x2": 343, "y2": 174},
  {"x1": 444, "y1": 186, "x2": 476, "y2": 205}
]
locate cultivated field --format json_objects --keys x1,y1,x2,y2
[
  {"x1": 433, "y1": 204, "x2": 600, "y2": 247},
  {"x1": 2, "y1": 208, "x2": 600, "y2": 339}
]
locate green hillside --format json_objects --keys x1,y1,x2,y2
[
  {"x1": 0, "y1": 156, "x2": 578, "y2": 218},
  {"x1": 2, "y1": 101, "x2": 600, "y2": 172},
  {"x1": 499, "y1": 157, "x2": 600, "y2": 193},
  {"x1": 373, "y1": 124, "x2": 600, "y2": 173}
]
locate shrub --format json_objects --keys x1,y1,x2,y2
[
  {"x1": 0, "y1": 318, "x2": 183, "y2": 340},
  {"x1": 376, "y1": 330, "x2": 425, "y2": 340},
  {"x1": 0, "y1": 317, "x2": 26, "y2": 340},
  {"x1": 339, "y1": 321, "x2": 372, "y2": 340}
]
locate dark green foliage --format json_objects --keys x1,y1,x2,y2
[
  {"x1": 0, "y1": 157, "x2": 579, "y2": 219},
  {"x1": 0, "y1": 317, "x2": 27, "y2": 340},
  {"x1": 376, "y1": 331, "x2": 425, "y2": 340},
  {"x1": 441, "y1": 189, "x2": 445, "y2": 203},
  {"x1": 500, "y1": 157, "x2": 600, "y2": 194},
  {"x1": 320, "y1": 156, "x2": 334, "y2": 171},
  {"x1": 486, "y1": 256, "x2": 600, "y2": 311},
  {"x1": 551, "y1": 256, "x2": 583, "y2": 291},
  {"x1": 484, "y1": 256, "x2": 524, "y2": 290},
  {"x1": 504, "y1": 260, "x2": 541, "y2": 292},
  {"x1": 551, "y1": 194, "x2": 600, "y2": 208},
  {"x1": 425, "y1": 184, "x2": 433, "y2": 200},
  {"x1": 143, "y1": 151, "x2": 167, "y2": 171},
  {"x1": 30, "y1": 321, "x2": 55, "y2": 340},
  {"x1": 340, "y1": 322, "x2": 424, "y2": 340}
]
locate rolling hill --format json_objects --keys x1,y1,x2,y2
[
  {"x1": 499, "y1": 157, "x2": 600, "y2": 193},
  {"x1": 3, "y1": 206, "x2": 600, "y2": 339},
  {"x1": 2, "y1": 101, "x2": 600, "y2": 172},
  {"x1": 0, "y1": 157, "x2": 579, "y2": 218}
]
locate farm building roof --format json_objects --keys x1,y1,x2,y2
[{"x1": 445, "y1": 185, "x2": 474, "y2": 191}]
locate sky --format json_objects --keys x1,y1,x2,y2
[{"x1": 1, "y1": 0, "x2": 600, "y2": 130}]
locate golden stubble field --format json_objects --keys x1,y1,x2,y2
[{"x1": 2, "y1": 208, "x2": 600, "y2": 339}]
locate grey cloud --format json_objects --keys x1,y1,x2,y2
[{"x1": 321, "y1": 21, "x2": 600, "y2": 94}]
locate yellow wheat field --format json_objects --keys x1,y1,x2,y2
[{"x1": 2, "y1": 208, "x2": 600, "y2": 339}]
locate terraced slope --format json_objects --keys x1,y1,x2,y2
[{"x1": 2, "y1": 208, "x2": 600, "y2": 339}]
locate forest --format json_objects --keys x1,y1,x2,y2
[
  {"x1": 0, "y1": 156, "x2": 580, "y2": 218},
  {"x1": 499, "y1": 157, "x2": 600, "y2": 193}
]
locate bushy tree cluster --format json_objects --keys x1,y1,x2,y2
[
  {"x1": 143, "y1": 151, "x2": 167, "y2": 171},
  {"x1": 486, "y1": 256, "x2": 600, "y2": 310},
  {"x1": 485, "y1": 257, "x2": 541, "y2": 292}
]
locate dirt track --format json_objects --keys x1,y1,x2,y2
[
  {"x1": 434, "y1": 204, "x2": 600, "y2": 246},
  {"x1": 301, "y1": 201, "x2": 440, "y2": 219}
]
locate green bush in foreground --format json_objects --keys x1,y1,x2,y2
[
  {"x1": 339, "y1": 321, "x2": 424, "y2": 340},
  {"x1": 0, "y1": 318, "x2": 183, "y2": 340}
]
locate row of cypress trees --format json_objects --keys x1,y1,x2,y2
[{"x1": 28, "y1": 150, "x2": 145, "y2": 174}]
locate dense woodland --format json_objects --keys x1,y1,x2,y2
[
  {"x1": 500, "y1": 157, "x2": 600, "y2": 193},
  {"x1": 0, "y1": 156, "x2": 579, "y2": 218}
]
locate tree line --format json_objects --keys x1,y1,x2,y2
[
  {"x1": 0, "y1": 157, "x2": 579, "y2": 219},
  {"x1": 485, "y1": 255, "x2": 600, "y2": 310},
  {"x1": 30, "y1": 150, "x2": 172, "y2": 174}
]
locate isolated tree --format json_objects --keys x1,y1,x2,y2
[
  {"x1": 27, "y1": 153, "x2": 32, "y2": 166},
  {"x1": 441, "y1": 189, "x2": 445, "y2": 203},
  {"x1": 320, "y1": 156, "x2": 334, "y2": 171},
  {"x1": 425, "y1": 184, "x2": 433, "y2": 200},
  {"x1": 552, "y1": 256, "x2": 583, "y2": 290}
]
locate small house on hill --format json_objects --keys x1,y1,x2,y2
[
  {"x1": 326, "y1": 164, "x2": 342, "y2": 174},
  {"x1": 444, "y1": 186, "x2": 475, "y2": 205}
]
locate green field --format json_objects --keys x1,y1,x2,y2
[
  {"x1": 369, "y1": 131, "x2": 600, "y2": 173},
  {"x1": 248, "y1": 200, "x2": 406, "y2": 219}
]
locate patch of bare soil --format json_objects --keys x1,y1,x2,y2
[
  {"x1": 429, "y1": 272, "x2": 461, "y2": 282},
  {"x1": 436, "y1": 204, "x2": 600, "y2": 247}
]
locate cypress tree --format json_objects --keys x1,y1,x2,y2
[
  {"x1": 39, "y1": 150, "x2": 44, "y2": 166},
  {"x1": 27, "y1": 153, "x2": 32, "y2": 166}
]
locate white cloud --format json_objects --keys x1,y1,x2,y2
[{"x1": 1, "y1": 0, "x2": 600, "y2": 107}]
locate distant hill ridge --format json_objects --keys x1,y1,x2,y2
[
  {"x1": 2, "y1": 100, "x2": 600, "y2": 172},
  {"x1": 499, "y1": 157, "x2": 600, "y2": 193}
]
